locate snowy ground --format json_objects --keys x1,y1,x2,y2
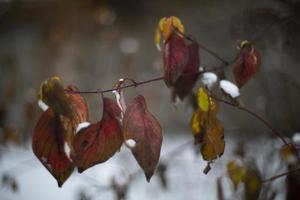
[{"x1": 0, "y1": 134, "x2": 287, "y2": 200}]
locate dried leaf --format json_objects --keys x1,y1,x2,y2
[
  {"x1": 73, "y1": 98, "x2": 123, "y2": 173},
  {"x1": 244, "y1": 164, "x2": 262, "y2": 200},
  {"x1": 123, "y1": 95, "x2": 162, "y2": 181},
  {"x1": 233, "y1": 41, "x2": 261, "y2": 88},
  {"x1": 163, "y1": 33, "x2": 188, "y2": 87},
  {"x1": 201, "y1": 115, "x2": 225, "y2": 161},
  {"x1": 155, "y1": 16, "x2": 184, "y2": 50},
  {"x1": 32, "y1": 108, "x2": 74, "y2": 187},
  {"x1": 39, "y1": 76, "x2": 73, "y2": 118},
  {"x1": 227, "y1": 160, "x2": 247, "y2": 190},
  {"x1": 172, "y1": 41, "x2": 200, "y2": 101}
]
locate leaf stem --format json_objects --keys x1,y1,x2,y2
[{"x1": 262, "y1": 167, "x2": 300, "y2": 183}]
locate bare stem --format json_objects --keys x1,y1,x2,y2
[
  {"x1": 211, "y1": 95, "x2": 290, "y2": 146},
  {"x1": 262, "y1": 167, "x2": 300, "y2": 183}
]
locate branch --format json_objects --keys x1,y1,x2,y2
[
  {"x1": 210, "y1": 95, "x2": 290, "y2": 146},
  {"x1": 262, "y1": 167, "x2": 300, "y2": 183}
]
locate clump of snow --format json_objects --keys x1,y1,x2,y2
[
  {"x1": 112, "y1": 90, "x2": 122, "y2": 111},
  {"x1": 125, "y1": 139, "x2": 136, "y2": 148},
  {"x1": 201, "y1": 72, "x2": 218, "y2": 89},
  {"x1": 292, "y1": 132, "x2": 300, "y2": 144},
  {"x1": 156, "y1": 43, "x2": 161, "y2": 51},
  {"x1": 38, "y1": 100, "x2": 49, "y2": 111},
  {"x1": 199, "y1": 66, "x2": 204, "y2": 72},
  {"x1": 219, "y1": 80, "x2": 240, "y2": 98},
  {"x1": 64, "y1": 142, "x2": 72, "y2": 162},
  {"x1": 75, "y1": 122, "x2": 91, "y2": 134}
]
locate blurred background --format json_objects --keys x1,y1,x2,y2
[{"x1": 0, "y1": 0, "x2": 300, "y2": 199}]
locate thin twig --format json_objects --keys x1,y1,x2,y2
[{"x1": 262, "y1": 167, "x2": 300, "y2": 183}]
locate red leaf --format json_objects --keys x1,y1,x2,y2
[
  {"x1": 73, "y1": 98, "x2": 123, "y2": 173},
  {"x1": 172, "y1": 41, "x2": 200, "y2": 101},
  {"x1": 163, "y1": 33, "x2": 188, "y2": 87},
  {"x1": 233, "y1": 44, "x2": 261, "y2": 88},
  {"x1": 32, "y1": 108, "x2": 74, "y2": 187},
  {"x1": 123, "y1": 95, "x2": 162, "y2": 181}
]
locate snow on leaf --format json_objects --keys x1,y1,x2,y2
[
  {"x1": 73, "y1": 98, "x2": 123, "y2": 173},
  {"x1": 171, "y1": 41, "x2": 200, "y2": 101},
  {"x1": 32, "y1": 108, "x2": 74, "y2": 187},
  {"x1": 220, "y1": 80, "x2": 240, "y2": 98},
  {"x1": 125, "y1": 139, "x2": 136, "y2": 149},
  {"x1": 123, "y1": 95, "x2": 162, "y2": 182},
  {"x1": 233, "y1": 41, "x2": 261, "y2": 88},
  {"x1": 38, "y1": 99, "x2": 49, "y2": 111},
  {"x1": 201, "y1": 72, "x2": 217, "y2": 89},
  {"x1": 75, "y1": 122, "x2": 91, "y2": 134}
]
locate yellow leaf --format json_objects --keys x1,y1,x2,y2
[
  {"x1": 190, "y1": 110, "x2": 206, "y2": 136},
  {"x1": 244, "y1": 165, "x2": 262, "y2": 200},
  {"x1": 201, "y1": 116, "x2": 224, "y2": 161},
  {"x1": 197, "y1": 87, "x2": 209, "y2": 112},
  {"x1": 154, "y1": 16, "x2": 184, "y2": 50},
  {"x1": 38, "y1": 76, "x2": 73, "y2": 118},
  {"x1": 227, "y1": 160, "x2": 246, "y2": 190}
]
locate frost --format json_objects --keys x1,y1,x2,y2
[
  {"x1": 38, "y1": 100, "x2": 49, "y2": 111},
  {"x1": 75, "y1": 122, "x2": 91, "y2": 134},
  {"x1": 125, "y1": 139, "x2": 136, "y2": 148},
  {"x1": 292, "y1": 132, "x2": 300, "y2": 144},
  {"x1": 156, "y1": 43, "x2": 161, "y2": 51},
  {"x1": 220, "y1": 80, "x2": 240, "y2": 98},
  {"x1": 201, "y1": 72, "x2": 217, "y2": 89},
  {"x1": 64, "y1": 142, "x2": 72, "y2": 162}
]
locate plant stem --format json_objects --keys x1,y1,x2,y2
[{"x1": 262, "y1": 167, "x2": 300, "y2": 183}]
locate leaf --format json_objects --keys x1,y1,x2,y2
[
  {"x1": 197, "y1": 87, "x2": 209, "y2": 112},
  {"x1": 39, "y1": 76, "x2": 73, "y2": 118},
  {"x1": 73, "y1": 98, "x2": 123, "y2": 173},
  {"x1": 163, "y1": 33, "x2": 188, "y2": 87},
  {"x1": 233, "y1": 41, "x2": 261, "y2": 88},
  {"x1": 244, "y1": 164, "x2": 262, "y2": 200},
  {"x1": 172, "y1": 41, "x2": 200, "y2": 101},
  {"x1": 123, "y1": 95, "x2": 162, "y2": 181},
  {"x1": 155, "y1": 16, "x2": 185, "y2": 50},
  {"x1": 32, "y1": 108, "x2": 74, "y2": 187},
  {"x1": 227, "y1": 160, "x2": 247, "y2": 190},
  {"x1": 201, "y1": 115, "x2": 225, "y2": 161}
]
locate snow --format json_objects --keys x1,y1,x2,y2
[
  {"x1": 156, "y1": 43, "x2": 161, "y2": 51},
  {"x1": 112, "y1": 90, "x2": 122, "y2": 112},
  {"x1": 292, "y1": 132, "x2": 300, "y2": 144},
  {"x1": 38, "y1": 100, "x2": 49, "y2": 111},
  {"x1": 201, "y1": 72, "x2": 218, "y2": 89},
  {"x1": 219, "y1": 80, "x2": 240, "y2": 98},
  {"x1": 125, "y1": 139, "x2": 136, "y2": 148},
  {"x1": 75, "y1": 122, "x2": 91, "y2": 134},
  {"x1": 64, "y1": 142, "x2": 72, "y2": 162}
]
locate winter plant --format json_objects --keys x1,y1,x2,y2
[{"x1": 32, "y1": 16, "x2": 300, "y2": 199}]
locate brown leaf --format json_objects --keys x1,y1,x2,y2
[
  {"x1": 201, "y1": 115, "x2": 225, "y2": 161},
  {"x1": 73, "y1": 98, "x2": 123, "y2": 173},
  {"x1": 163, "y1": 33, "x2": 188, "y2": 87},
  {"x1": 233, "y1": 42, "x2": 261, "y2": 88},
  {"x1": 123, "y1": 95, "x2": 162, "y2": 181},
  {"x1": 172, "y1": 41, "x2": 200, "y2": 101},
  {"x1": 244, "y1": 164, "x2": 262, "y2": 200},
  {"x1": 32, "y1": 108, "x2": 74, "y2": 187}
]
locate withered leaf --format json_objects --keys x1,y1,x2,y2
[
  {"x1": 172, "y1": 41, "x2": 200, "y2": 101},
  {"x1": 32, "y1": 108, "x2": 74, "y2": 187},
  {"x1": 123, "y1": 95, "x2": 162, "y2": 181},
  {"x1": 244, "y1": 164, "x2": 262, "y2": 200},
  {"x1": 233, "y1": 42, "x2": 261, "y2": 88},
  {"x1": 163, "y1": 33, "x2": 188, "y2": 87},
  {"x1": 73, "y1": 98, "x2": 123, "y2": 173},
  {"x1": 201, "y1": 115, "x2": 225, "y2": 161}
]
